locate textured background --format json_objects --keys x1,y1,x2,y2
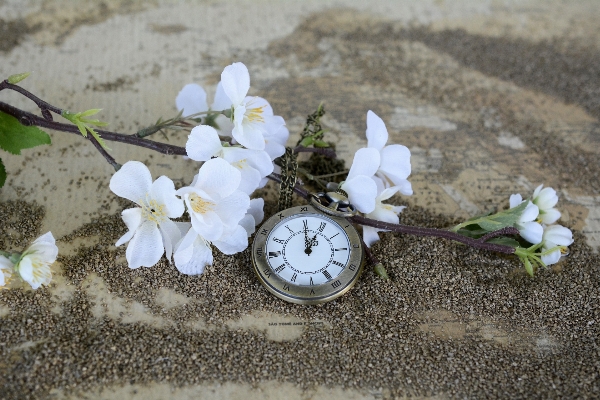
[{"x1": 1, "y1": 1, "x2": 599, "y2": 399}]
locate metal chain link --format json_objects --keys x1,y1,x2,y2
[
  {"x1": 278, "y1": 105, "x2": 325, "y2": 212},
  {"x1": 278, "y1": 147, "x2": 297, "y2": 211}
]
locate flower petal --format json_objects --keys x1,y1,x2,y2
[
  {"x1": 211, "y1": 81, "x2": 233, "y2": 111},
  {"x1": 110, "y1": 161, "x2": 153, "y2": 205},
  {"x1": 191, "y1": 210, "x2": 223, "y2": 242},
  {"x1": 519, "y1": 221, "x2": 543, "y2": 245},
  {"x1": 509, "y1": 193, "x2": 523, "y2": 209},
  {"x1": 362, "y1": 225, "x2": 381, "y2": 248},
  {"x1": 18, "y1": 256, "x2": 51, "y2": 289},
  {"x1": 221, "y1": 62, "x2": 250, "y2": 106},
  {"x1": 159, "y1": 219, "x2": 183, "y2": 262},
  {"x1": 115, "y1": 208, "x2": 143, "y2": 246},
  {"x1": 239, "y1": 214, "x2": 256, "y2": 237},
  {"x1": 223, "y1": 147, "x2": 273, "y2": 177},
  {"x1": 125, "y1": 220, "x2": 164, "y2": 269},
  {"x1": 520, "y1": 201, "x2": 539, "y2": 224},
  {"x1": 214, "y1": 191, "x2": 251, "y2": 228},
  {"x1": 195, "y1": 158, "x2": 242, "y2": 199},
  {"x1": 150, "y1": 176, "x2": 184, "y2": 218},
  {"x1": 541, "y1": 249, "x2": 562, "y2": 266},
  {"x1": 379, "y1": 144, "x2": 411, "y2": 182},
  {"x1": 0, "y1": 255, "x2": 13, "y2": 271},
  {"x1": 342, "y1": 175, "x2": 377, "y2": 214},
  {"x1": 213, "y1": 225, "x2": 248, "y2": 255},
  {"x1": 232, "y1": 117, "x2": 266, "y2": 150},
  {"x1": 367, "y1": 204, "x2": 400, "y2": 225},
  {"x1": 264, "y1": 125, "x2": 288, "y2": 160},
  {"x1": 176, "y1": 83, "x2": 208, "y2": 117},
  {"x1": 244, "y1": 96, "x2": 274, "y2": 117},
  {"x1": 27, "y1": 232, "x2": 58, "y2": 261},
  {"x1": 543, "y1": 224, "x2": 573, "y2": 246},
  {"x1": 186, "y1": 125, "x2": 223, "y2": 162},
  {"x1": 174, "y1": 228, "x2": 213, "y2": 275},
  {"x1": 539, "y1": 208, "x2": 561, "y2": 225},
  {"x1": 366, "y1": 110, "x2": 388, "y2": 151},
  {"x1": 247, "y1": 198, "x2": 264, "y2": 225},
  {"x1": 534, "y1": 186, "x2": 558, "y2": 210},
  {"x1": 347, "y1": 148, "x2": 380, "y2": 180}
]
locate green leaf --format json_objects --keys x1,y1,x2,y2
[
  {"x1": 487, "y1": 237, "x2": 521, "y2": 248},
  {"x1": 299, "y1": 137, "x2": 314, "y2": 147},
  {"x1": 464, "y1": 210, "x2": 494, "y2": 222},
  {"x1": 472, "y1": 202, "x2": 528, "y2": 233},
  {"x1": 0, "y1": 157, "x2": 6, "y2": 188},
  {"x1": 7, "y1": 72, "x2": 31, "y2": 84},
  {"x1": 79, "y1": 108, "x2": 102, "y2": 117},
  {"x1": 314, "y1": 140, "x2": 330, "y2": 148},
  {"x1": 374, "y1": 263, "x2": 389, "y2": 279},
  {"x1": 524, "y1": 258, "x2": 534, "y2": 277},
  {"x1": 0, "y1": 111, "x2": 51, "y2": 155}
]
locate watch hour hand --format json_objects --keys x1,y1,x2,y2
[{"x1": 305, "y1": 233, "x2": 318, "y2": 255}]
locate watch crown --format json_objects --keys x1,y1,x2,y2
[{"x1": 310, "y1": 190, "x2": 357, "y2": 217}]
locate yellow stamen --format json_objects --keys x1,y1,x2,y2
[
  {"x1": 188, "y1": 193, "x2": 215, "y2": 214},
  {"x1": 232, "y1": 159, "x2": 248, "y2": 169},
  {"x1": 31, "y1": 260, "x2": 51, "y2": 282},
  {"x1": 140, "y1": 195, "x2": 167, "y2": 223},
  {"x1": 246, "y1": 105, "x2": 265, "y2": 123}
]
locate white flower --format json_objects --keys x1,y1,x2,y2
[
  {"x1": 173, "y1": 222, "x2": 249, "y2": 276},
  {"x1": 110, "y1": 161, "x2": 184, "y2": 269},
  {"x1": 217, "y1": 62, "x2": 286, "y2": 150},
  {"x1": 540, "y1": 224, "x2": 573, "y2": 266},
  {"x1": 185, "y1": 125, "x2": 273, "y2": 194},
  {"x1": 16, "y1": 232, "x2": 58, "y2": 289},
  {"x1": 173, "y1": 224, "x2": 213, "y2": 276},
  {"x1": 176, "y1": 158, "x2": 250, "y2": 242},
  {"x1": 263, "y1": 123, "x2": 289, "y2": 161},
  {"x1": 362, "y1": 185, "x2": 406, "y2": 247},
  {"x1": 239, "y1": 198, "x2": 265, "y2": 237},
  {"x1": 0, "y1": 254, "x2": 14, "y2": 288},
  {"x1": 366, "y1": 110, "x2": 412, "y2": 194},
  {"x1": 176, "y1": 83, "x2": 234, "y2": 136},
  {"x1": 510, "y1": 193, "x2": 543, "y2": 244},
  {"x1": 532, "y1": 184, "x2": 561, "y2": 225},
  {"x1": 339, "y1": 147, "x2": 379, "y2": 214}
]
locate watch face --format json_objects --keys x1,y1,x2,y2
[{"x1": 252, "y1": 205, "x2": 364, "y2": 304}]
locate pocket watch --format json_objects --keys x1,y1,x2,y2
[{"x1": 251, "y1": 191, "x2": 364, "y2": 305}]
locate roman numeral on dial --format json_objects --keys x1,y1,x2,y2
[
  {"x1": 322, "y1": 270, "x2": 332, "y2": 280},
  {"x1": 318, "y1": 222, "x2": 326, "y2": 232}
]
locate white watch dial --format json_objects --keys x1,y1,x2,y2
[{"x1": 265, "y1": 213, "x2": 350, "y2": 286}]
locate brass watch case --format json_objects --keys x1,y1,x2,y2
[{"x1": 251, "y1": 205, "x2": 364, "y2": 305}]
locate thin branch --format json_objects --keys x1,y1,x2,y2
[
  {"x1": 314, "y1": 170, "x2": 349, "y2": 179},
  {"x1": 0, "y1": 80, "x2": 62, "y2": 116},
  {"x1": 348, "y1": 215, "x2": 516, "y2": 255},
  {"x1": 0, "y1": 101, "x2": 186, "y2": 156},
  {"x1": 88, "y1": 134, "x2": 120, "y2": 171}
]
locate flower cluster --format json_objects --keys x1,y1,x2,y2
[
  {"x1": 111, "y1": 62, "x2": 287, "y2": 274},
  {"x1": 0, "y1": 232, "x2": 58, "y2": 289},
  {"x1": 510, "y1": 185, "x2": 573, "y2": 272},
  {"x1": 339, "y1": 110, "x2": 412, "y2": 247}
]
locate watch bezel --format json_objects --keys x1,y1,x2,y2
[{"x1": 252, "y1": 205, "x2": 364, "y2": 305}]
